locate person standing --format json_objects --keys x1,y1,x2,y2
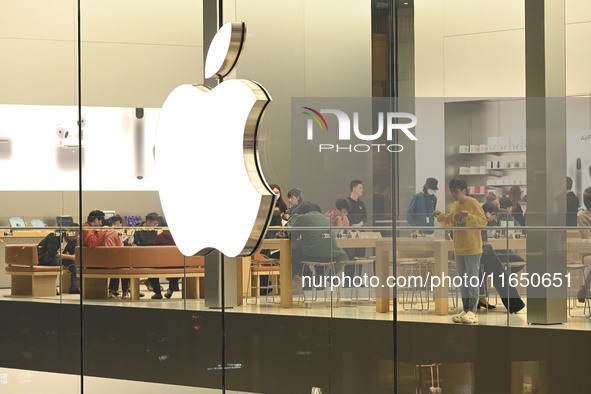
[
  {"x1": 480, "y1": 202, "x2": 526, "y2": 313},
  {"x1": 576, "y1": 187, "x2": 591, "y2": 302},
  {"x1": 435, "y1": 179, "x2": 487, "y2": 324},
  {"x1": 346, "y1": 180, "x2": 368, "y2": 259},
  {"x1": 406, "y1": 177, "x2": 438, "y2": 235},
  {"x1": 567, "y1": 176, "x2": 580, "y2": 226},
  {"x1": 347, "y1": 180, "x2": 367, "y2": 228}
]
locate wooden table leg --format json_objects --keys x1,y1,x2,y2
[
  {"x1": 130, "y1": 278, "x2": 140, "y2": 301},
  {"x1": 376, "y1": 240, "x2": 391, "y2": 313},
  {"x1": 433, "y1": 240, "x2": 450, "y2": 315},
  {"x1": 280, "y1": 241, "x2": 292, "y2": 308}
]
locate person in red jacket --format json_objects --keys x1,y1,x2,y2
[
  {"x1": 82, "y1": 210, "x2": 123, "y2": 247},
  {"x1": 82, "y1": 210, "x2": 128, "y2": 298}
]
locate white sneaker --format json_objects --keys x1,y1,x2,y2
[
  {"x1": 461, "y1": 311, "x2": 478, "y2": 324},
  {"x1": 451, "y1": 311, "x2": 466, "y2": 323}
]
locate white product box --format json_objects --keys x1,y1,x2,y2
[
  {"x1": 488, "y1": 137, "x2": 498, "y2": 152},
  {"x1": 497, "y1": 136, "x2": 509, "y2": 151},
  {"x1": 479, "y1": 144, "x2": 487, "y2": 152},
  {"x1": 470, "y1": 144, "x2": 479, "y2": 153},
  {"x1": 510, "y1": 136, "x2": 523, "y2": 151},
  {"x1": 470, "y1": 166, "x2": 479, "y2": 174},
  {"x1": 479, "y1": 166, "x2": 487, "y2": 174},
  {"x1": 459, "y1": 145, "x2": 469, "y2": 153}
]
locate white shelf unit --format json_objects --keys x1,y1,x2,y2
[{"x1": 446, "y1": 100, "x2": 527, "y2": 202}]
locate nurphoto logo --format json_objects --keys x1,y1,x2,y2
[{"x1": 302, "y1": 106, "x2": 418, "y2": 153}]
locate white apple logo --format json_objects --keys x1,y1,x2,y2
[{"x1": 155, "y1": 21, "x2": 276, "y2": 258}]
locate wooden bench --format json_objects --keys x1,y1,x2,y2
[
  {"x1": 75, "y1": 246, "x2": 205, "y2": 301},
  {"x1": 5, "y1": 244, "x2": 71, "y2": 297}
]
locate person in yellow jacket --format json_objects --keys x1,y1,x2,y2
[{"x1": 434, "y1": 178, "x2": 487, "y2": 324}]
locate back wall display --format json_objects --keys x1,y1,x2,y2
[{"x1": 0, "y1": 104, "x2": 160, "y2": 191}]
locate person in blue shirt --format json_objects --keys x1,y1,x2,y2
[{"x1": 406, "y1": 177, "x2": 438, "y2": 235}]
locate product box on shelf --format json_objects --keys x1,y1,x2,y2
[
  {"x1": 487, "y1": 137, "x2": 498, "y2": 152},
  {"x1": 510, "y1": 136, "x2": 523, "y2": 151},
  {"x1": 497, "y1": 136, "x2": 509, "y2": 152}
]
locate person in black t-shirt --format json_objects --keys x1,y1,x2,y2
[
  {"x1": 37, "y1": 225, "x2": 80, "y2": 294},
  {"x1": 134, "y1": 212, "x2": 160, "y2": 297},
  {"x1": 133, "y1": 212, "x2": 159, "y2": 247},
  {"x1": 346, "y1": 180, "x2": 368, "y2": 259},
  {"x1": 347, "y1": 180, "x2": 367, "y2": 227}
]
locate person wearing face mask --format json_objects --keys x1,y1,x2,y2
[{"x1": 406, "y1": 177, "x2": 439, "y2": 236}]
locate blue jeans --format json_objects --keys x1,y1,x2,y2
[{"x1": 455, "y1": 254, "x2": 481, "y2": 312}]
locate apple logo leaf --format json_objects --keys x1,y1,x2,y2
[{"x1": 155, "y1": 21, "x2": 276, "y2": 258}]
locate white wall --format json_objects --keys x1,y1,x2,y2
[
  {"x1": 0, "y1": 0, "x2": 203, "y2": 108},
  {"x1": 415, "y1": 2, "x2": 526, "y2": 202},
  {"x1": 226, "y1": 0, "x2": 372, "y2": 204},
  {"x1": 416, "y1": 1, "x2": 591, "y2": 200}
]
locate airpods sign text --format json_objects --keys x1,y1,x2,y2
[{"x1": 303, "y1": 108, "x2": 417, "y2": 153}]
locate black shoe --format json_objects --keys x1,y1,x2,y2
[
  {"x1": 478, "y1": 301, "x2": 496, "y2": 310},
  {"x1": 151, "y1": 293, "x2": 163, "y2": 299},
  {"x1": 164, "y1": 289, "x2": 174, "y2": 299},
  {"x1": 509, "y1": 300, "x2": 526, "y2": 314},
  {"x1": 68, "y1": 287, "x2": 81, "y2": 295},
  {"x1": 510, "y1": 305, "x2": 525, "y2": 314},
  {"x1": 577, "y1": 286, "x2": 590, "y2": 303}
]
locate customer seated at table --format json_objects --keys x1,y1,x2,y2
[
  {"x1": 576, "y1": 187, "x2": 591, "y2": 302},
  {"x1": 507, "y1": 186, "x2": 526, "y2": 226},
  {"x1": 107, "y1": 215, "x2": 142, "y2": 298},
  {"x1": 480, "y1": 203, "x2": 526, "y2": 313},
  {"x1": 147, "y1": 219, "x2": 181, "y2": 300},
  {"x1": 284, "y1": 188, "x2": 303, "y2": 224},
  {"x1": 266, "y1": 183, "x2": 288, "y2": 239},
  {"x1": 498, "y1": 197, "x2": 520, "y2": 225},
  {"x1": 82, "y1": 210, "x2": 122, "y2": 247},
  {"x1": 134, "y1": 212, "x2": 161, "y2": 294},
  {"x1": 37, "y1": 224, "x2": 81, "y2": 294},
  {"x1": 133, "y1": 212, "x2": 160, "y2": 246},
  {"x1": 324, "y1": 198, "x2": 351, "y2": 236},
  {"x1": 485, "y1": 192, "x2": 500, "y2": 208},
  {"x1": 290, "y1": 201, "x2": 348, "y2": 293},
  {"x1": 82, "y1": 210, "x2": 130, "y2": 298}
]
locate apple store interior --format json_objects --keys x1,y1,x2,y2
[{"x1": 3, "y1": 1, "x2": 591, "y2": 393}]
